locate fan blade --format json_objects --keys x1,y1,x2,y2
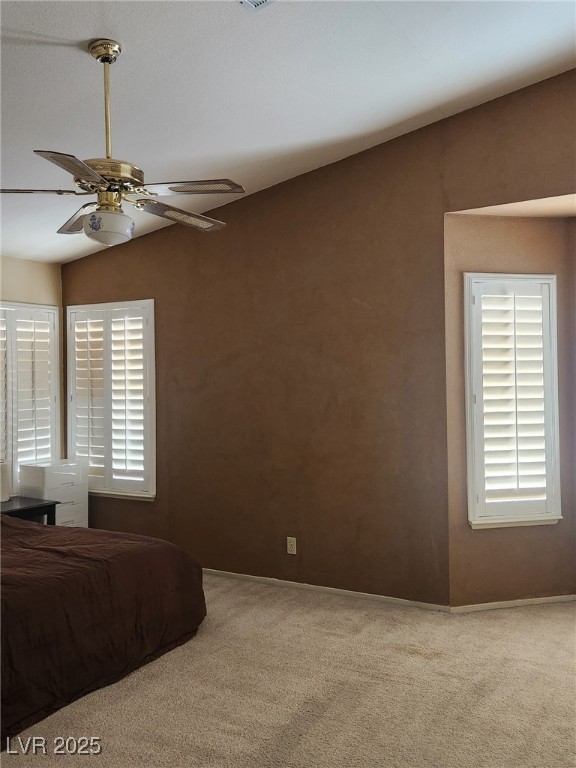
[
  {"x1": 134, "y1": 199, "x2": 225, "y2": 232},
  {"x1": 0, "y1": 188, "x2": 91, "y2": 195},
  {"x1": 34, "y1": 150, "x2": 107, "y2": 185},
  {"x1": 57, "y1": 202, "x2": 98, "y2": 234},
  {"x1": 142, "y1": 179, "x2": 245, "y2": 196}
]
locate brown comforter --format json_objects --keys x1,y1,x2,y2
[{"x1": 1, "y1": 516, "x2": 206, "y2": 740}]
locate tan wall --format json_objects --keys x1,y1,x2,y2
[
  {"x1": 0, "y1": 255, "x2": 61, "y2": 306},
  {"x1": 444, "y1": 215, "x2": 575, "y2": 605},
  {"x1": 62, "y1": 70, "x2": 576, "y2": 606},
  {"x1": 0, "y1": 255, "x2": 65, "y2": 456},
  {"x1": 569, "y1": 221, "x2": 576, "y2": 590}
]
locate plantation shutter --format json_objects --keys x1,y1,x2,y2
[
  {"x1": 0, "y1": 305, "x2": 59, "y2": 487},
  {"x1": 68, "y1": 301, "x2": 155, "y2": 498},
  {"x1": 70, "y1": 313, "x2": 106, "y2": 487},
  {"x1": 465, "y1": 275, "x2": 561, "y2": 526},
  {"x1": 0, "y1": 315, "x2": 9, "y2": 463},
  {"x1": 111, "y1": 311, "x2": 146, "y2": 485},
  {"x1": 15, "y1": 313, "x2": 55, "y2": 472}
]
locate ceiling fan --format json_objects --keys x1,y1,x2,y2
[{"x1": 0, "y1": 39, "x2": 245, "y2": 246}]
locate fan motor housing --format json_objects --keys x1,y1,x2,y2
[{"x1": 75, "y1": 158, "x2": 145, "y2": 191}]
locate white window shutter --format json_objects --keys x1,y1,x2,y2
[
  {"x1": 465, "y1": 275, "x2": 561, "y2": 528},
  {"x1": 14, "y1": 313, "x2": 55, "y2": 471},
  {"x1": 110, "y1": 310, "x2": 148, "y2": 489},
  {"x1": 0, "y1": 304, "x2": 59, "y2": 488},
  {"x1": 0, "y1": 315, "x2": 9, "y2": 464},
  {"x1": 69, "y1": 312, "x2": 106, "y2": 488},
  {"x1": 68, "y1": 300, "x2": 155, "y2": 498}
]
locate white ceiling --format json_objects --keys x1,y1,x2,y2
[{"x1": 1, "y1": 1, "x2": 575, "y2": 263}]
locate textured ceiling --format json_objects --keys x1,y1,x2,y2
[{"x1": 1, "y1": 1, "x2": 575, "y2": 263}]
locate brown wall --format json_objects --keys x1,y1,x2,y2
[
  {"x1": 445, "y1": 215, "x2": 576, "y2": 606},
  {"x1": 62, "y1": 70, "x2": 576, "y2": 606}
]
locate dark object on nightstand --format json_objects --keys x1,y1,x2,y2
[{"x1": 0, "y1": 496, "x2": 59, "y2": 526}]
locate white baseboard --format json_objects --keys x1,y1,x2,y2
[
  {"x1": 450, "y1": 594, "x2": 576, "y2": 613},
  {"x1": 204, "y1": 569, "x2": 449, "y2": 611},
  {"x1": 204, "y1": 569, "x2": 576, "y2": 614}
]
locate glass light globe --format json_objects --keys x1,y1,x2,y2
[{"x1": 83, "y1": 210, "x2": 135, "y2": 247}]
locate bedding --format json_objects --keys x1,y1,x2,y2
[{"x1": 1, "y1": 515, "x2": 206, "y2": 740}]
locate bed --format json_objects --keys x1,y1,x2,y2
[{"x1": 1, "y1": 515, "x2": 206, "y2": 740}]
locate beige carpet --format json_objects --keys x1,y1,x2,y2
[{"x1": 5, "y1": 573, "x2": 575, "y2": 768}]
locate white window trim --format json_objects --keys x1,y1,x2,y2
[
  {"x1": 67, "y1": 299, "x2": 156, "y2": 501},
  {"x1": 1, "y1": 301, "x2": 60, "y2": 490},
  {"x1": 464, "y1": 273, "x2": 562, "y2": 530}
]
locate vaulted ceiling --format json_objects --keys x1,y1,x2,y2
[{"x1": 1, "y1": 1, "x2": 574, "y2": 263}]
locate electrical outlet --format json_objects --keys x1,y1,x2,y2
[{"x1": 286, "y1": 536, "x2": 297, "y2": 555}]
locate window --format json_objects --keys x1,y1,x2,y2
[
  {"x1": 0, "y1": 303, "x2": 60, "y2": 489},
  {"x1": 464, "y1": 274, "x2": 561, "y2": 528},
  {"x1": 67, "y1": 300, "x2": 155, "y2": 499}
]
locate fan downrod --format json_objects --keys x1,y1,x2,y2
[
  {"x1": 89, "y1": 40, "x2": 122, "y2": 159},
  {"x1": 89, "y1": 39, "x2": 121, "y2": 64}
]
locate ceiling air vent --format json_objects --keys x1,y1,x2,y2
[{"x1": 240, "y1": 0, "x2": 271, "y2": 10}]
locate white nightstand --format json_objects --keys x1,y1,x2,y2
[{"x1": 19, "y1": 461, "x2": 88, "y2": 527}]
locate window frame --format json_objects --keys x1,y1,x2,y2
[
  {"x1": 0, "y1": 301, "x2": 60, "y2": 490},
  {"x1": 464, "y1": 273, "x2": 562, "y2": 529},
  {"x1": 67, "y1": 299, "x2": 156, "y2": 501}
]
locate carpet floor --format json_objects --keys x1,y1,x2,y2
[{"x1": 4, "y1": 573, "x2": 575, "y2": 767}]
